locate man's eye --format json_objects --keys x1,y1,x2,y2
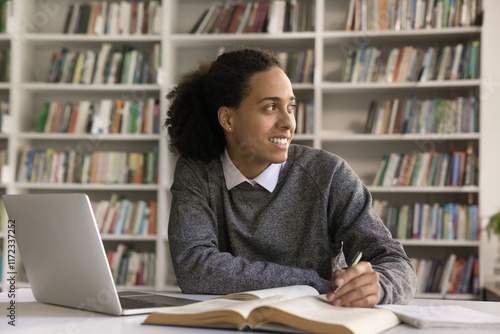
[
  {"x1": 265, "y1": 105, "x2": 276, "y2": 111},
  {"x1": 288, "y1": 104, "x2": 297, "y2": 113}
]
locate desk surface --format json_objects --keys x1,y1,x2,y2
[{"x1": 1, "y1": 289, "x2": 500, "y2": 334}]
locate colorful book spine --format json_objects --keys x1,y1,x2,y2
[
  {"x1": 412, "y1": 254, "x2": 479, "y2": 295},
  {"x1": 34, "y1": 98, "x2": 160, "y2": 134},
  {"x1": 17, "y1": 148, "x2": 159, "y2": 185},
  {"x1": 46, "y1": 44, "x2": 160, "y2": 85},
  {"x1": 345, "y1": 0, "x2": 481, "y2": 31},
  {"x1": 373, "y1": 200, "x2": 480, "y2": 241},
  {"x1": 63, "y1": 1, "x2": 161, "y2": 35},
  {"x1": 373, "y1": 147, "x2": 477, "y2": 188},
  {"x1": 341, "y1": 41, "x2": 480, "y2": 84},
  {"x1": 106, "y1": 243, "x2": 156, "y2": 286}
]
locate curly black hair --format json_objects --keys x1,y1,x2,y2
[{"x1": 165, "y1": 48, "x2": 283, "y2": 162}]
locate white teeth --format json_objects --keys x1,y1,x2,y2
[{"x1": 270, "y1": 138, "x2": 288, "y2": 145}]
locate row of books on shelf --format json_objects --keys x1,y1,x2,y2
[
  {"x1": 17, "y1": 148, "x2": 159, "y2": 185},
  {"x1": 91, "y1": 194, "x2": 157, "y2": 236},
  {"x1": 374, "y1": 200, "x2": 479, "y2": 241},
  {"x1": 190, "y1": 0, "x2": 314, "y2": 34},
  {"x1": 345, "y1": 0, "x2": 482, "y2": 32},
  {"x1": 278, "y1": 49, "x2": 314, "y2": 84},
  {"x1": 107, "y1": 244, "x2": 155, "y2": 287},
  {"x1": 63, "y1": 1, "x2": 161, "y2": 35},
  {"x1": 0, "y1": 49, "x2": 9, "y2": 82},
  {"x1": 364, "y1": 95, "x2": 478, "y2": 135},
  {"x1": 0, "y1": 99, "x2": 10, "y2": 133},
  {"x1": 46, "y1": 43, "x2": 161, "y2": 85},
  {"x1": 413, "y1": 254, "x2": 479, "y2": 295},
  {"x1": 341, "y1": 41, "x2": 480, "y2": 83},
  {"x1": 35, "y1": 98, "x2": 160, "y2": 135},
  {"x1": 294, "y1": 99, "x2": 314, "y2": 135},
  {"x1": 372, "y1": 146, "x2": 477, "y2": 187}
]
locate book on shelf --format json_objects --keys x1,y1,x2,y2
[
  {"x1": 345, "y1": 0, "x2": 482, "y2": 31},
  {"x1": 0, "y1": 1, "x2": 12, "y2": 34},
  {"x1": 106, "y1": 243, "x2": 156, "y2": 287},
  {"x1": 144, "y1": 285, "x2": 401, "y2": 334},
  {"x1": 294, "y1": 99, "x2": 314, "y2": 134},
  {"x1": 373, "y1": 200, "x2": 479, "y2": 241},
  {"x1": 92, "y1": 194, "x2": 157, "y2": 236},
  {"x1": 0, "y1": 98, "x2": 10, "y2": 133},
  {"x1": 0, "y1": 49, "x2": 9, "y2": 82},
  {"x1": 45, "y1": 44, "x2": 160, "y2": 85},
  {"x1": 278, "y1": 49, "x2": 314, "y2": 83},
  {"x1": 16, "y1": 148, "x2": 159, "y2": 185},
  {"x1": 341, "y1": 41, "x2": 480, "y2": 84},
  {"x1": 254, "y1": 0, "x2": 272, "y2": 33},
  {"x1": 267, "y1": 0, "x2": 286, "y2": 33},
  {"x1": 190, "y1": 0, "x2": 314, "y2": 34},
  {"x1": 372, "y1": 146, "x2": 477, "y2": 188},
  {"x1": 63, "y1": 1, "x2": 161, "y2": 35},
  {"x1": 34, "y1": 98, "x2": 160, "y2": 135},
  {"x1": 412, "y1": 254, "x2": 480, "y2": 296}
]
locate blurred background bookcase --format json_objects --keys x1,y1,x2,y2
[{"x1": 1, "y1": 0, "x2": 500, "y2": 300}]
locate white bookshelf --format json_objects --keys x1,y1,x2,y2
[
  {"x1": 164, "y1": 0, "x2": 497, "y2": 301},
  {"x1": 1, "y1": 0, "x2": 500, "y2": 300},
  {"x1": 0, "y1": 0, "x2": 175, "y2": 293}
]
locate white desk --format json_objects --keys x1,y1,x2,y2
[{"x1": 1, "y1": 289, "x2": 500, "y2": 334}]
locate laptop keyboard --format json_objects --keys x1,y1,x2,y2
[
  {"x1": 119, "y1": 297, "x2": 166, "y2": 309},
  {"x1": 118, "y1": 291, "x2": 198, "y2": 309}
]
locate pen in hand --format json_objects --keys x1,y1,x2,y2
[{"x1": 333, "y1": 251, "x2": 363, "y2": 293}]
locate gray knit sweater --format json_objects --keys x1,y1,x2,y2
[{"x1": 168, "y1": 144, "x2": 417, "y2": 304}]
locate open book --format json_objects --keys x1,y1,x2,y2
[{"x1": 143, "y1": 285, "x2": 400, "y2": 334}]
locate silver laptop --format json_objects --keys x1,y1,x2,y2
[{"x1": 2, "y1": 193, "x2": 197, "y2": 315}]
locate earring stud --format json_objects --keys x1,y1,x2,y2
[{"x1": 228, "y1": 127, "x2": 232, "y2": 131}]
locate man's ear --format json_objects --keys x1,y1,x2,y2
[{"x1": 218, "y1": 106, "x2": 233, "y2": 132}]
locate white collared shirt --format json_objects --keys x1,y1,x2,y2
[{"x1": 221, "y1": 148, "x2": 285, "y2": 192}]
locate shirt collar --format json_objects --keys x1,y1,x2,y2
[{"x1": 221, "y1": 148, "x2": 285, "y2": 192}]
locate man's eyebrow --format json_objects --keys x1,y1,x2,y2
[{"x1": 258, "y1": 96, "x2": 296, "y2": 103}]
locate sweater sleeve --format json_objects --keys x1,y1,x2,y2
[
  {"x1": 327, "y1": 158, "x2": 418, "y2": 304},
  {"x1": 168, "y1": 157, "x2": 330, "y2": 294}
]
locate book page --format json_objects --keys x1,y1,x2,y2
[
  {"x1": 221, "y1": 285, "x2": 319, "y2": 301},
  {"x1": 251, "y1": 295, "x2": 400, "y2": 334},
  {"x1": 376, "y1": 304, "x2": 500, "y2": 329}
]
